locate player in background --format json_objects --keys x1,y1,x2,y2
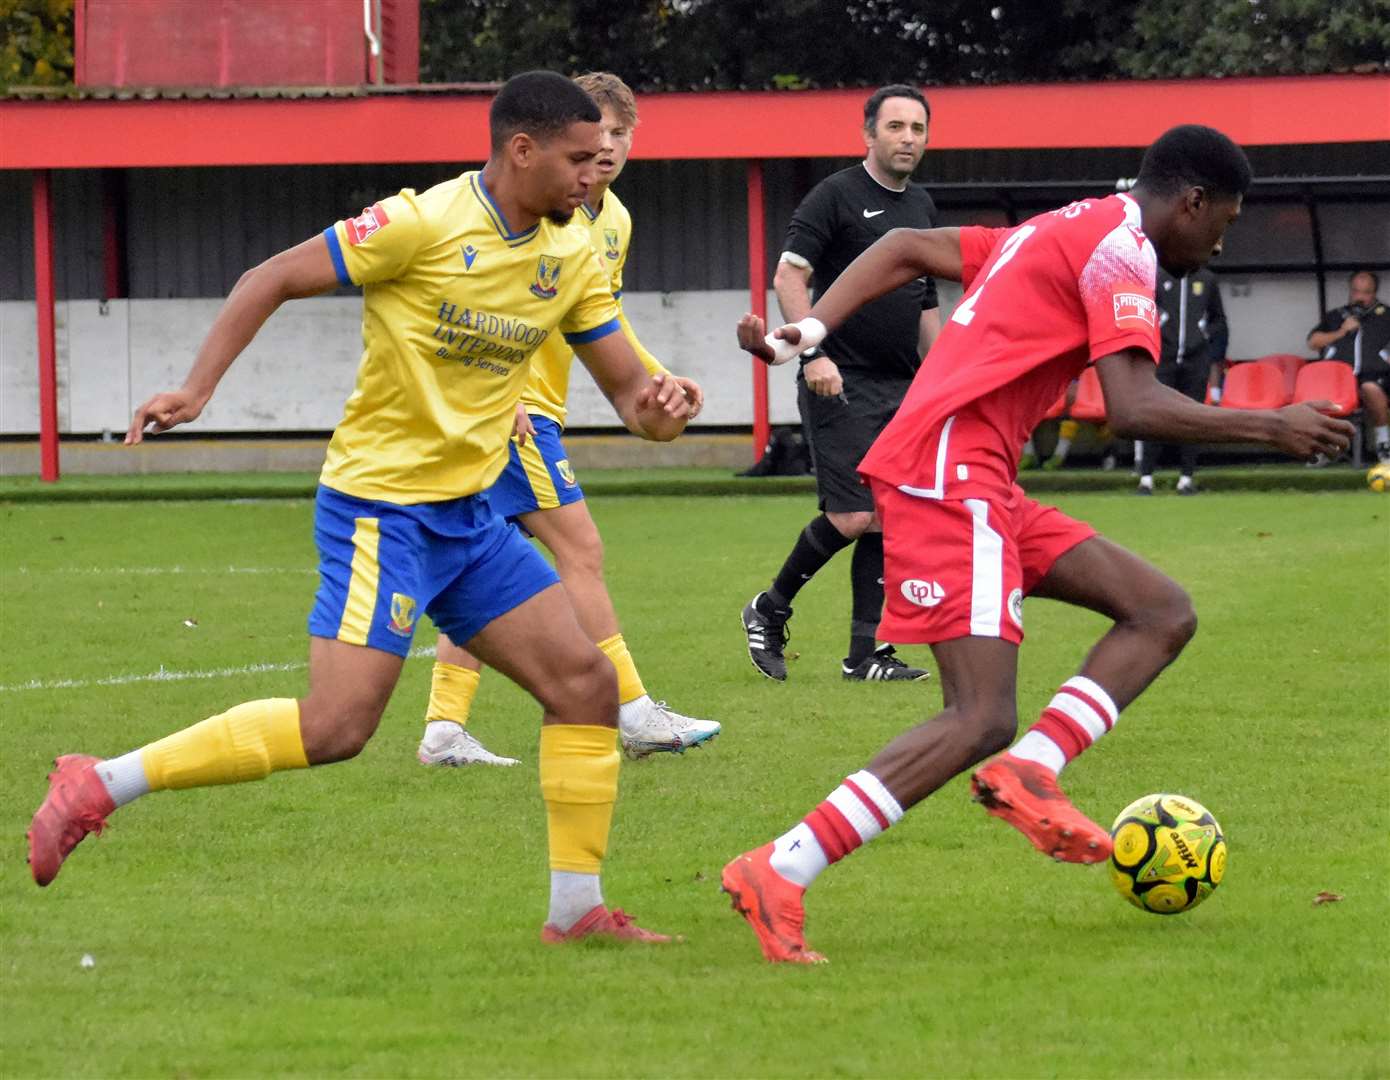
[
  {"x1": 727, "y1": 125, "x2": 1353, "y2": 963},
  {"x1": 741, "y1": 85, "x2": 940, "y2": 684},
  {"x1": 27, "y1": 72, "x2": 691, "y2": 946},
  {"x1": 419, "y1": 72, "x2": 720, "y2": 769}
]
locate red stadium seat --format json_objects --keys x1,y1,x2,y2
[
  {"x1": 1068, "y1": 366, "x2": 1106, "y2": 423},
  {"x1": 1293, "y1": 361, "x2": 1359, "y2": 416},
  {"x1": 1221, "y1": 360, "x2": 1290, "y2": 409},
  {"x1": 1257, "y1": 353, "x2": 1307, "y2": 399}
]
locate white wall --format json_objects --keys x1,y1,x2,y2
[
  {"x1": 0, "y1": 292, "x2": 803, "y2": 435},
  {"x1": 0, "y1": 276, "x2": 1329, "y2": 435}
]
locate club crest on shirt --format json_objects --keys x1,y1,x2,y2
[
  {"x1": 388, "y1": 592, "x2": 417, "y2": 637},
  {"x1": 345, "y1": 203, "x2": 390, "y2": 245},
  {"x1": 603, "y1": 229, "x2": 620, "y2": 261},
  {"x1": 530, "y1": 255, "x2": 563, "y2": 299},
  {"x1": 1008, "y1": 588, "x2": 1024, "y2": 628},
  {"x1": 1192, "y1": 280, "x2": 1204, "y2": 295},
  {"x1": 1113, "y1": 290, "x2": 1157, "y2": 330},
  {"x1": 556, "y1": 459, "x2": 577, "y2": 486}
]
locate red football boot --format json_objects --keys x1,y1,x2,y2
[
  {"x1": 971, "y1": 754, "x2": 1112, "y2": 864},
  {"x1": 27, "y1": 754, "x2": 116, "y2": 887},
  {"x1": 721, "y1": 843, "x2": 827, "y2": 964},
  {"x1": 541, "y1": 905, "x2": 680, "y2": 944}
]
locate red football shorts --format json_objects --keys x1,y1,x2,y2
[{"x1": 871, "y1": 480, "x2": 1097, "y2": 646}]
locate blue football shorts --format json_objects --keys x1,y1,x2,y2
[
  {"x1": 487, "y1": 415, "x2": 586, "y2": 522},
  {"x1": 307, "y1": 484, "x2": 559, "y2": 656}
]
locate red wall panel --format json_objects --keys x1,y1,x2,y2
[{"x1": 76, "y1": 0, "x2": 367, "y2": 87}]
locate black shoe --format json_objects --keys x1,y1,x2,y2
[
  {"x1": 742, "y1": 592, "x2": 792, "y2": 681},
  {"x1": 842, "y1": 644, "x2": 931, "y2": 682},
  {"x1": 1175, "y1": 481, "x2": 1200, "y2": 496},
  {"x1": 1376, "y1": 443, "x2": 1390, "y2": 465},
  {"x1": 1135, "y1": 482, "x2": 1154, "y2": 496}
]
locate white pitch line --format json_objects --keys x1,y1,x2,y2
[
  {"x1": 8, "y1": 566, "x2": 315, "y2": 576},
  {"x1": 0, "y1": 645, "x2": 437, "y2": 694}
]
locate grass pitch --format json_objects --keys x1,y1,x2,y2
[{"x1": 2, "y1": 485, "x2": 1387, "y2": 1078}]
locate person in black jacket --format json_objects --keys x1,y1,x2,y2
[
  {"x1": 1137, "y1": 266, "x2": 1228, "y2": 494},
  {"x1": 741, "y1": 84, "x2": 939, "y2": 683},
  {"x1": 1308, "y1": 271, "x2": 1390, "y2": 463}
]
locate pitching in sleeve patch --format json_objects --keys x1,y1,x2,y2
[
  {"x1": 345, "y1": 203, "x2": 391, "y2": 245},
  {"x1": 1112, "y1": 287, "x2": 1157, "y2": 331}
]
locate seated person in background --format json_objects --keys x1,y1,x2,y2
[
  {"x1": 1137, "y1": 265, "x2": 1227, "y2": 494},
  {"x1": 1308, "y1": 270, "x2": 1390, "y2": 463}
]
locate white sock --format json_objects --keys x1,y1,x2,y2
[
  {"x1": 1053, "y1": 437, "x2": 1072, "y2": 461},
  {"x1": 423, "y1": 719, "x2": 464, "y2": 745},
  {"x1": 618, "y1": 694, "x2": 652, "y2": 736},
  {"x1": 1007, "y1": 730, "x2": 1067, "y2": 775},
  {"x1": 1376, "y1": 425, "x2": 1389, "y2": 445},
  {"x1": 548, "y1": 870, "x2": 604, "y2": 930},
  {"x1": 1138, "y1": 474, "x2": 1154, "y2": 490},
  {"x1": 1177, "y1": 474, "x2": 1194, "y2": 490},
  {"x1": 95, "y1": 751, "x2": 151, "y2": 809},
  {"x1": 769, "y1": 822, "x2": 829, "y2": 887}
]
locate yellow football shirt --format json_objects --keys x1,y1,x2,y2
[
  {"x1": 522, "y1": 188, "x2": 666, "y2": 427},
  {"x1": 318, "y1": 172, "x2": 620, "y2": 503}
]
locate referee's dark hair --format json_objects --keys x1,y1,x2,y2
[
  {"x1": 1136, "y1": 125, "x2": 1253, "y2": 200},
  {"x1": 863, "y1": 84, "x2": 930, "y2": 133},
  {"x1": 490, "y1": 71, "x2": 601, "y2": 151}
]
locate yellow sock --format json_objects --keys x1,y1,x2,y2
[
  {"x1": 596, "y1": 633, "x2": 645, "y2": 706},
  {"x1": 539, "y1": 724, "x2": 619, "y2": 874},
  {"x1": 426, "y1": 662, "x2": 481, "y2": 725},
  {"x1": 141, "y1": 698, "x2": 307, "y2": 791},
  {"x1": 1059, "y1": 419, "x2": 1080, "y2": 440}
]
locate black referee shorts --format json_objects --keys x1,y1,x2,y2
[{"x1": 798, "y1": 375, "x2": 911, "y2": 513}]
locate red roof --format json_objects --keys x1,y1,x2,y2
[{"x1": 2, "y1": 75, "x2": 1387, "y2": 169}]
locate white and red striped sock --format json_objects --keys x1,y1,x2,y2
[
  {"x1": 1008, "y1": 675, "x2": 1119, "y2": 776},
  {"x1": 769, "y1": 770, "x2": 904, "y2": 887}
]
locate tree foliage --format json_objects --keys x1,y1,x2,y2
[
  {"x1": 0, "y1": 0, "x2": 74, "y2": 91},
  {"x1": 420, "y1": 0, "x2": 1389, "y2": 87}
]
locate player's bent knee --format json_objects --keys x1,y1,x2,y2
[
  {"x1": 536, "y1": 646, "x2": 618, "y2": 725},
  {"x1": 297, "y1": 697, "x2": 386, "y2": 764},
  {"x1": 1147, "y1": 583, "x2": 1197, "y2": 657}
]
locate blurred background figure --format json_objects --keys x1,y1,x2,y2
[{"x1": 1307, "y1": 271, "x2": 1390, "y2": 464}]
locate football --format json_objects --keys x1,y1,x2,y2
[
  {"x1": 1367, "y1": 462, "x2": 1390, "y2": 493},
  {"x1": 1109, "y1": 793, "x2": 1226, "y2": 915}
]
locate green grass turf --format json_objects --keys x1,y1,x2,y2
[{"x1": 1, "y1": 490, "x2": 1387, "y2": 1078}]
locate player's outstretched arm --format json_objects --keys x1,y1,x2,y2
[
  {"x1": 738, "y1": 227, "x2": 962, "y2": 365},
  {"x1": 573, "y1": 332, "x2": 690, "y2": 441},
  {"x1": 1096, "y1": 349, "x2": 1355, "y2": 461},
  {"x1": 125, "y1": 236, "x2": 341, "y2": 444}
]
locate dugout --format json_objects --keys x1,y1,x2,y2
[{"x1": 2, "y1": 76, "x2": 1388, "y2": 478}]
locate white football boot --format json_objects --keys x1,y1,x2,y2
[
  {"x1": 417, "y1": 724, "x2": 520, "y2": 767},
  {"x1": 619, "y1": 697, "x2": 721, "y2": 759}
]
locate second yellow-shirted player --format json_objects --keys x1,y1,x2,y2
[{"x1": 419, "y1": 72, "x2": 722, "y2": 768}]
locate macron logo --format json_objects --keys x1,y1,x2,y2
[
  {"x1": 863, "y1": 209, "x2": 886, "y2": 218},
  {"x1": 901, "y1": 579, "x2": 945, "y2": 607}
]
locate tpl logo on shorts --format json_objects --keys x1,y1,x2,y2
[{"x1": 901, "y1": 579, "x2": 945, "y2": 608}]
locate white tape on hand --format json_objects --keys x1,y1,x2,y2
[{"x1": 762, "y1": 317, "x2": 827, "y2": 366}]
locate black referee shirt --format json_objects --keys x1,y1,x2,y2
[{"x1": 781, "y1": 164, "x2": 938, "y2": 381}]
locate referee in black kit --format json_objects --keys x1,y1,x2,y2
[{"x1": 742, "y1": 84, "x2": 939, "y2": 683}]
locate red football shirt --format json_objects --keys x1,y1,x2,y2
[{"x1": 858, "y1": 193, "x2": 1159, "y2": 501}]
